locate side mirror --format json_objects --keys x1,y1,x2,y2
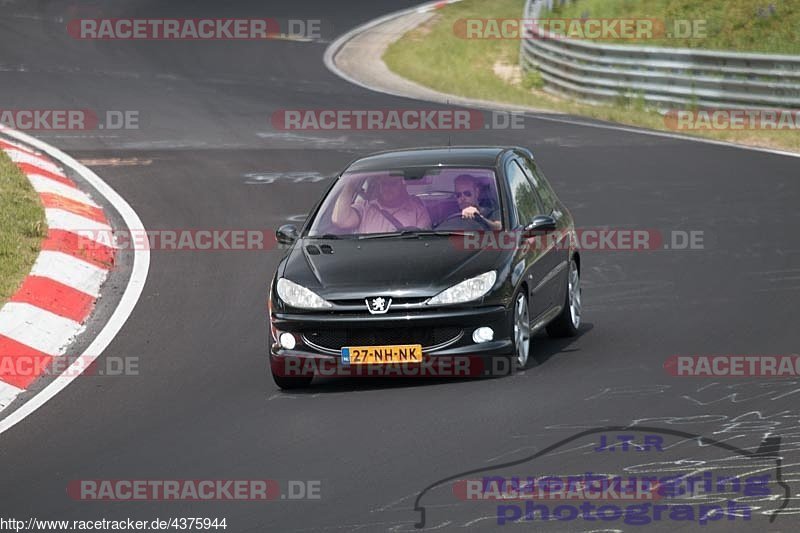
[
  {"x1": 523, "y1": 215, "x2": 557, "y2": 237},
  {"x1": 276, "y1": 224, "x2": 299, "y2": 245}
]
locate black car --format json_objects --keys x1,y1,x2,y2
[{"x1": 268, "y1": 146, "x2": 581, "y2": 389}]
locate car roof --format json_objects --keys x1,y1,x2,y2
[{"x1": 345, "y1": 146, "x2": 514, "y2": 172}]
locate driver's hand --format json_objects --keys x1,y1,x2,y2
[{"x1": 461, "y1": 206, "x2": 480, "y2": 219}]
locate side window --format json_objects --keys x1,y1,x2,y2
[
  {"x1": 517, "y1": 155, "x2": 557, "y2": 212},
  {"x1": 506, "y1": 160, "x2": 544, "y2": 227}
]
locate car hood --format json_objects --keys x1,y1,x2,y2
[{"x1": 281, "y1": 237, "x2": 509, "y2": 300}]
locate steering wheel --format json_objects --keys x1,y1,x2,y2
[{"x1": 434, "y1": 212, "x2": 491, "y2": 231}]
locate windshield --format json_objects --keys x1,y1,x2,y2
[{"x1": 308, "y1": 167, "x2": 502, "y2": 237}]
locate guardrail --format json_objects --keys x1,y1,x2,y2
[{"x1": 520, "y1": 0, "x2": 800, "y2": 109}]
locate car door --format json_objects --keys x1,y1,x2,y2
[
  {"x1": 516, "y1": 153, "x2": 571, "y2": 308},
  {"x1": 504, "y1": 157, "x2": 557, "y2": 321}
]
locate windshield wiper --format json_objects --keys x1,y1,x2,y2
[
  {"x1": 357, "y1": 231, "x2": 405, "y2": 240},
  {"x1": 357, "y1": 230, "x2": 470, "y2": 240},
  {"x1": 413, "y1": 230, "x2": 471, "y2": 237},
  {"x1": 307, "y1": 233, "x2": 343, "y2": 240}
]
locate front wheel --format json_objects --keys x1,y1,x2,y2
[
  {"x1": 501, "y1": 291, "x2": 531, "y2": 374},
  {"x1": 270, "y1": 358, "x2": 314, "y2": 389},
  {"x1": 546, "y1": 258, "x2": 581, "y2": 338},
  {"x1": 272, "y1": 373, "x2": 313, "y2": 390}
]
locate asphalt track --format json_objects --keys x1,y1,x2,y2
[{"x1": 1, "y1": 0, "x2": 800, "y2": 531}]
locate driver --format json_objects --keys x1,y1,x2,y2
[
  {"x1": 331, "y1": 174, "x2": 432, "y2": 233},
  {"x1": 454, "y1": 174, "x2": 502, "y2": 230}
]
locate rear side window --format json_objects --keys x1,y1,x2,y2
[{"x1": 506, "y1": 160, "x2": 544, "y2": 226}]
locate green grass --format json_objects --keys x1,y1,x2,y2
[
  {"x1": 0, "y1": 150, "x2": 47, "y2": 306},
  {"x1": 384, "y1": 0, "x2": 528, "y2": 103},
  {"x1": 382, "y1": 0, "x2": 800, "y2": 153},
  {"x1": 541, "y1": 0, "x2": 800, "y2": 54}
]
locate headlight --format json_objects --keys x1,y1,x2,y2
[
  {"x1": 276, "y1": 278, "x2": 333, "y2": 309},
  {"x1": 427, "y1": 271, "x2": 497, "y2": 306}
]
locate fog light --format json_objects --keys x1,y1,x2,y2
[
  {"x1": 472, "y1": 327, "x2": 494, "y2": 343},
  {"x1": 279, "y1": 332, "x2": 297, "y2": 350}
]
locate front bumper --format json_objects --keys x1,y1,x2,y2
[{"x1": 269, "y1": 305, "x2": 513, "y2": 360}]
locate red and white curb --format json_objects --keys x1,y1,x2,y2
[
  {"x1": 416, "y1": 0, "x2": 462, "y2": 13},
  {"x1": 0, "y1": 139, "x2": 114, "y2": 408},
  {"x1": 0, "y1": 127, "x2": 149, "y2": 430}
]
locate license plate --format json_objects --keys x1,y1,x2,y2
[{"x1": 341, "y1": 344, "x2": 423, "y2": 365}]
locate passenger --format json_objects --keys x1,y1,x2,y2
[
  {"x1": 454, "y1": 174, "x2": 502, "y2": 230},
  {"x1": 332, "y1": 175, "x2": 432, "y2": 233}
]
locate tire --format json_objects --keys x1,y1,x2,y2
[
  {"x1": 507, "y1": 290, "x2": 532, "y2": 373},
  {"x1": 546, "y1": 257, "x2": 581, "y2": 338},
  {"x1": 271, "y1": 372, "x2": 313, "y2": 390},
  {"x1": 270, "y1": 358, "x2": 314, "y2": 389}
]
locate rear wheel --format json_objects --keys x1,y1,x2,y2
[{"x1": 546, "y1": 258, "x2": 581, "y2": 338}]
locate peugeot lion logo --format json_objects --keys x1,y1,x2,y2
[{"x1": 366, "y1": 296, "x2": 392, "y2": 314}]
